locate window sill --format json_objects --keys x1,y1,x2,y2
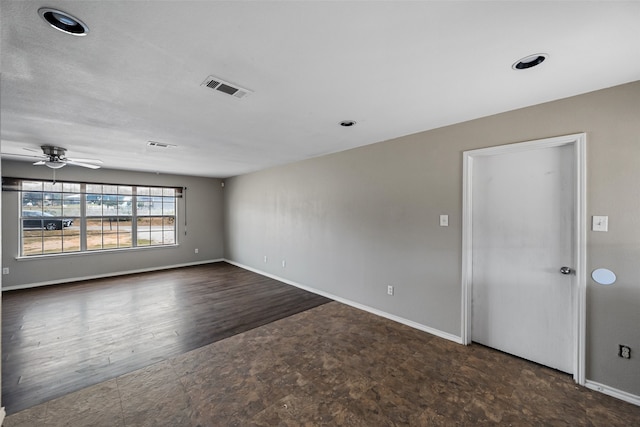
[{"x1": 15, "y1": 244, "x2": 180, "y2": 261}]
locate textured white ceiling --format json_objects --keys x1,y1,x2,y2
[{"x1": 2, "y1": 1, "x2": 640, "y2": 178}]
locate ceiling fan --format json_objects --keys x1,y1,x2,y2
[{"x1": 12, "y1": 145, "x2": 103, "y2": 169}]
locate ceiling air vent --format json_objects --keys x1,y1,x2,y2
[
  {"x1": 201, "y1": 75, "x2": 253, "y2": 99},
  {"x1": 147, "y1": 141, "x2": 177, "y2": 149}
]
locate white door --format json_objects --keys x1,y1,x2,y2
[{"x1": 469, "y1": 141, "x2": 576, "y2": 373}]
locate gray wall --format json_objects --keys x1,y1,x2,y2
[
  {"x1": 1, "y1": 160, "x2": 224, "y2": 288},
  {"x1": 223, "y1": 81, "x2": 640, "y2": 396}
]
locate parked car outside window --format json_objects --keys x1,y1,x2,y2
[{"x1": 22, "y1": 211, "x2": 73, "y2": 230}]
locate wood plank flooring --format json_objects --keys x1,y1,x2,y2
[{"x1": 1, "y1": 262, "x2": 331, "y2": 414}]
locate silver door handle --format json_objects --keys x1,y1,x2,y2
[{"x1": 560, "y1": 266, "x2": 572, "y2": 275}]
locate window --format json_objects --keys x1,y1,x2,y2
[
  {"x1": 21, "y1": 181, "x2": 81, "y2": 256},
  {"x1": 18, "y1": 180, "x2": 179, "y2": 256},
  {"x1": 135, "y1": 187, "x2": 176, "y2": 247},
  {"x1": 86, "y1": 184, "x2": 134, "y2": 251}
]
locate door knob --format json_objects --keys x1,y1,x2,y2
[{"x1": 560, "y1": 266, "x2": 572, "y2": 275}]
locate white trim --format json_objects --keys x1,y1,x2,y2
[
  {"x1": 585, "y1": 380, "x2": 640, "y2": 407},
  {"x1": 1, "y1": 259, "x2": 224, "y2": 291},
  {"x1": 575, "y1": 136, "x2": 587, "y2": 385},
  {"x1": 224, "y1": 259, "x2": 464, "y2": 344},
  {"x1": 0, "y1": 407, "x2": 5, "y2": 425},
  {"x1": 461, "y1": 152, "x2": 473, "y2": 345},
  {"x1": 461, "y1": 133, "x2": 587, "y2": 385},
  {"x1": 15, "y1": 243, "x2": 180, "y2": 261}
]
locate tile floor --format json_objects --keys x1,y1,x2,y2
[{"x1": 4, "y1": 302, "x2": 639, "y2": 426}]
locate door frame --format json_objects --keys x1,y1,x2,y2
[{"x1": 461, "y1": 133, "x2": 586, "y2": 385}]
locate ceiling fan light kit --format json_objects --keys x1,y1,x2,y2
[{"x1": 44, "y1": 160, "x2": 66, "y2": 169}]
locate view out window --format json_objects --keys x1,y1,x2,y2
[
  {"x1": 135, "y1": 187, "x2": 176, "y2": 247},
  {"x1": 86, "y1": 184, "x2": 134, "y2": 251},
  {"x1": 22, "y1": 181, "x2": 81, "y2": 256},
  {"x1": 19, "y1": 180, "x2": 178, "y2": 256}
]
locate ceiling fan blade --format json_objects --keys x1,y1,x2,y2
[
  {"x1": 67, "y1": 157, "x2": 104, "y2": 164},
  {"x1": 5, "y1": 146, "x2": 102, "y2": 170},
  {"x1": 1, "y1": 152, "x2": 47, "y2": 160},
  {"x1": 68, "y1": 161, "x2": 101, "y2": 169}
]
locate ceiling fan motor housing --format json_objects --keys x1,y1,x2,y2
[{"x1": 42, "y1": 145, "x2": 67, "y2": 161}]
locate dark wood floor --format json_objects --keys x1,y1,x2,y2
[{"x1": 1, "y1": 262, "x2": 331, "y2": 415}]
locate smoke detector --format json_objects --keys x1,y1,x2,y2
[{"x1": 201, "y1": 75, "x2": 253, "y2": 99}]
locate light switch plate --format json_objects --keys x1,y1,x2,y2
[
  {"x1": 592, "y1": 215, "x2": 608, "y2": 232},
  {"x1": 440, "y1": 215, "x2": 449, "y2": 227}
]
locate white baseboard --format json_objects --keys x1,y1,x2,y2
[
  {"x1": 585, "y1": 380, "x2": 640, "y2": 407},
  {"x1": 224, "y1": 259, "x2": 463, "y2": 345},
  {"x1": 1, "y1": 259, "x2": 224, "y2": 291},
  {"x1": 0, "y1": 406, "x2": 5, "y2": 425}
]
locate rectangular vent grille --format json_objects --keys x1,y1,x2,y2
[
  {"x1": 206, "y1": 80, "x2": 221, "y2": 89},
  {"x1": 201, "y1": 75, "x2": 252, "y2": 99},
  {"x1": 147, "y1": 141, "x2": 176, "y2": 149}
]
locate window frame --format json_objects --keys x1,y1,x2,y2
[{"x1": 15, "y1": 179, "x2": 181, "y2": 257}]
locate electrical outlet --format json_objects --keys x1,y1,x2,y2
[
  {"x1": 619, "y1": 345, "x2": 631, "y2": 359},
  {"x1": 2, "y1": 268, "x2": 9, "y2": 275},
  {"x1": 264, "y1": 256, "x2": 268, "y2": 263},
  {"x1": 387, "y1": 285, "x2": 394, "y2": 296},
  {"x1": 282, "y1": 260, "x2": 286, "y2": 268},
  {"x1": 194, "y1": 248, "x2": 199, "y2": 254}
]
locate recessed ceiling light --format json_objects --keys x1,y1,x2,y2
[
  {"x1": 512, "y1": 53, "x2": 547, "y2": 70},
  {"x1": 340, "y1": 120, "x2": 356, "y2": 127},
  {"x1": 38, "y1": 8, "x2": 89, "y2": 36}
]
